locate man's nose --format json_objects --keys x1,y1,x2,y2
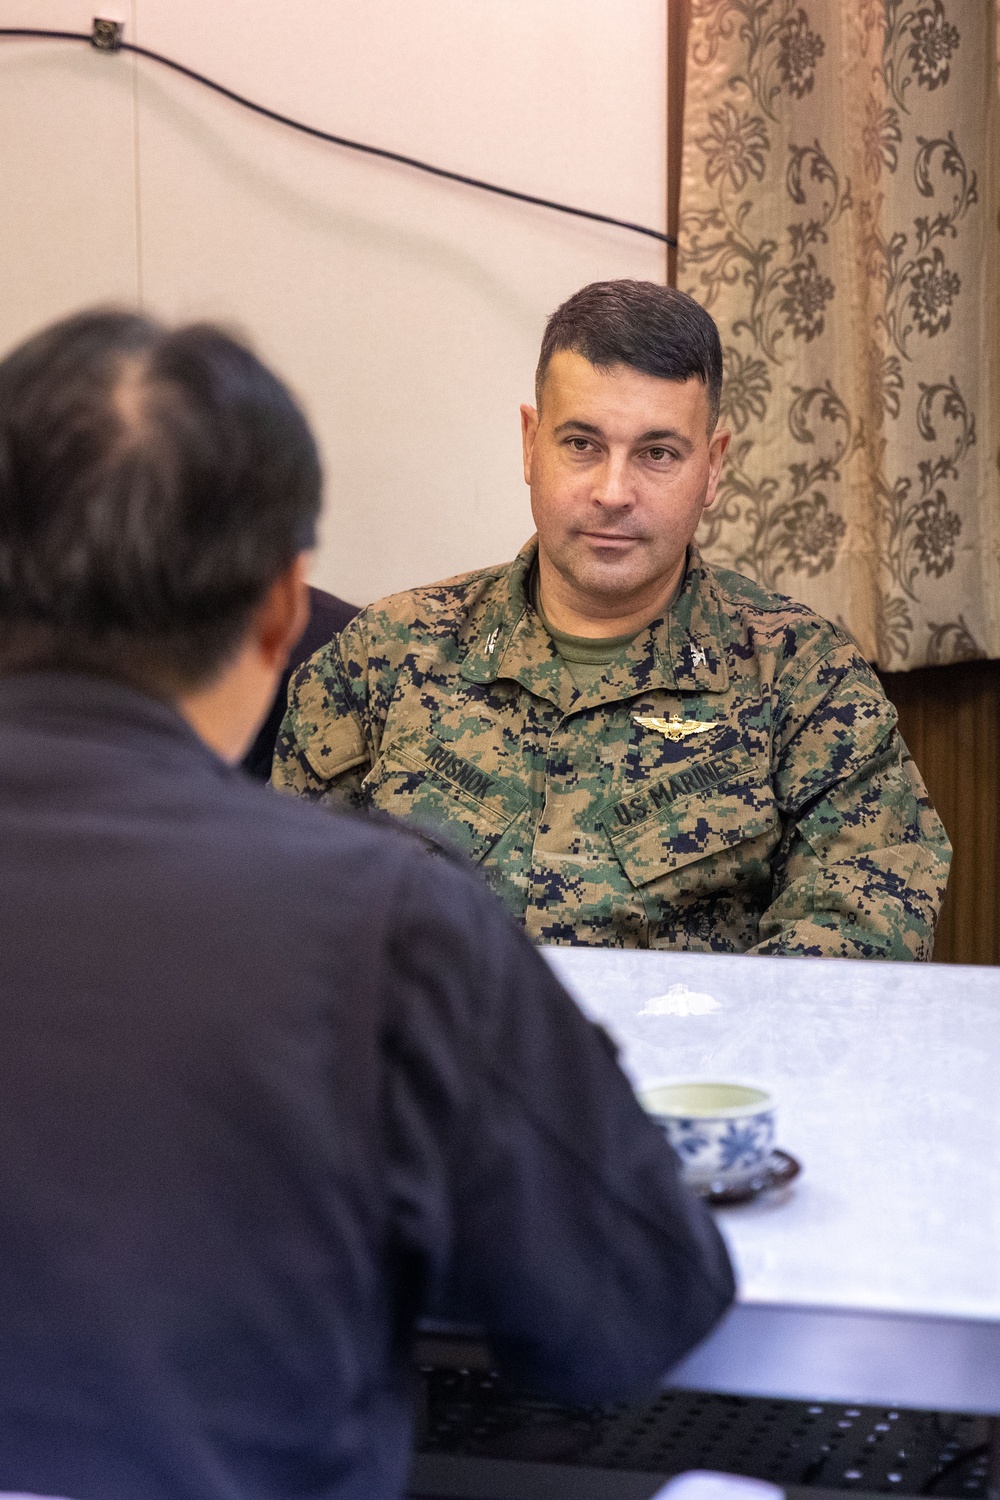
[{"x1": 592, "y1": 453, "x2": 632, "y2": 507}]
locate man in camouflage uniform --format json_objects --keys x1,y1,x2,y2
[{"x1": 274, "y1": 281, "x2": 950, "y2": 958}]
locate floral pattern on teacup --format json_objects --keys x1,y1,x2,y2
[
  {"x1": 718, "y1": 1117, "x2": 773, "y2": 1171},
  {"x1": 664, "y1": 1109, "x2": 775, "y2": 1185}
]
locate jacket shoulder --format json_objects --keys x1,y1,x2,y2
[
  {"x1": 706, "y1": 561, "x2": 865, "y2": 664},
  {"x1": 346, "y1": 561, "x2": 511, "y2": 652},
  {"x1": 366, "y1": 561, "x2": 508, "y2": 623}
]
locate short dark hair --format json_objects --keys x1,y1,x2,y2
[
  {"x1": 535, "y1": 280, "x2": 723, "y2": 430},
  {"x1": 0, "y1": 309, "x2": 321, "y2": 692}
]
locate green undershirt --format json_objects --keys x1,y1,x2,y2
[{"x1": 530, "y1": 567, "x2": 641, "y2": 690}]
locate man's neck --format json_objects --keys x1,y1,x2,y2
[
  {"x1": 177, "y1": 645, "x2": 283, "y2": 766},
  {"x1": 535, "y1": 553, "x2": 685, "y2": 640}
]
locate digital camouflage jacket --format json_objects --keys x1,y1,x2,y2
[{"x1": 273, "y1": 540, "x2": 951, "y2": 958}]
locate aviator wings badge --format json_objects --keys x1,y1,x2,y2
[{"x1": 632, "y1": 714, "x2": 716, "y2": 741}]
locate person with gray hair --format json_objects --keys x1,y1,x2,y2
[{"x1": 0, "y1": 307, "x2": 733, "y2": 1500}]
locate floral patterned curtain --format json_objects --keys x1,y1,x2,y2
[{"x1": 679, "y1": 1, "x2": 1000, "y2": 668}]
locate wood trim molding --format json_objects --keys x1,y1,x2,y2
[{"x1": 666, "y1": 0, "x2": 690, "y2": 286}]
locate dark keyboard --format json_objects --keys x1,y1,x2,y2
[{"x1": 413, "y1": 1364, "x2": 991, "y2": 1497}]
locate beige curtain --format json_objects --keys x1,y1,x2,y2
[{"x1": 679, "y1": 0, "x2": 1000, "y2": 668}]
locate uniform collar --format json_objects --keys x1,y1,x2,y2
[
  {"x1": 460, "y1": 539, "x2": 577, "y2": 712},
  {"x1": 460, "y1": 537, "x2": 729, "y2": 709},
  {"x1": 666, "y1": 544, "x2": 731, "y2": 694}
]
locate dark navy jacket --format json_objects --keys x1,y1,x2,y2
[
  {"x1": 242, "y1": 587, "x2": 359, "y2": 781},
  {"x1": 0, "y1": 672, "x2": 734, "y2": 1500}
]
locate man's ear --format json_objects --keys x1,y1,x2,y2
[
  {"x1": 520, "y1": 403, "x2": 539, "y2": 486},
  {"x1": 703, "y1": 427, "x2": 732, "y2": 513},
  {"x1": 255, "y1": 554, "x2": 311, "y2": 672}
]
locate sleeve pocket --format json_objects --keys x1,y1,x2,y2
[{"x1": 292, "y1": 669, "x2": 369, "y2": 779}]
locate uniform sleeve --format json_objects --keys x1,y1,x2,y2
[
  {"x1": 382, "y1": 852, "x2": 735, "y2": 1405},
  {"x1": 751, "y1": 645, "x2": 951, "y2": 960},
  {"x1": 271, "y1": 622, "x2": 373, "y2": 809}
]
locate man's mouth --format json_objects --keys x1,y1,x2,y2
[{"x1": 580, "y1": 531, "x2": 641, "y2": 545}]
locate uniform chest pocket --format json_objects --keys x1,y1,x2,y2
[
  {"x1": 601, "y1": 766, "x2": 780, "y2": 895},
  {"x1": 362, "y1": 736, "x2": 528, "y2": 864}
]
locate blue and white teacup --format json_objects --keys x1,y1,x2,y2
[{"x1": 638, "y1": 1081, "x2": 775, "y2": 1194}]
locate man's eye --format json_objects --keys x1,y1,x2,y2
[
  {"x1": 647, "y1": 446, "x2": 673, "y2": 462},
  {"x1": 567, "y1": 437, "x2": 593, "y2": 453}
]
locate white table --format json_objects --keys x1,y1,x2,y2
[{"x1": 543, "y1": 947, "x2": 1000, "y2": 1416}]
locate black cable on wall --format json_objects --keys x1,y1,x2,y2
[{"x1": 0, "y1": 21, "x2": 676, "y2": 249}]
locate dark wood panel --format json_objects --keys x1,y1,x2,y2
[
  {"x1": 666, "y1": 0, "x2": 690, "y2": 287},
  {"x1": 879, "y1": 660, "x2": 1000, "y2": 965}
]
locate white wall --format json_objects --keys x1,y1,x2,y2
[{"x1": 0, "y1": 1, "x2": 666, "y2": 603}]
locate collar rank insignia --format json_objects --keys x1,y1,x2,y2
[{"x1": 632, "y1": 714, "x2": 716, "y2": 741}]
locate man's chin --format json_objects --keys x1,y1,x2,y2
[
  {"x1": 566, "y1": 561, "x2": 652, "y2": 606},
  {"x1": 569, "y1": 552, "x2": 650, "y2": 591}
]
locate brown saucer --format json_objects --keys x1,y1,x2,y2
[{"x1": 694, "y1": 1148, "x2": 801, "y2": 1208}]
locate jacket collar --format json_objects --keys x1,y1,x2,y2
[
  {"x1": 665, "y1": 544, "x2": 731, "y2": 694},
  {"x1": 0, "y1": 668, "x2": 228, "y2": 768},
  {"x1": 460, "y1": 538, "x2": 730, "y2": 711},
  {"x1": 460, "y1": 539, "x2": 578, "y2": 713}
]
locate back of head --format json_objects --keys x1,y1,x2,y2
[
  {"x1": 536, "y1": 280, "x2": 723, "y2": 430},
  {"x1": 0, "y1": 308, "x2": 321, "y2": 694}
]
